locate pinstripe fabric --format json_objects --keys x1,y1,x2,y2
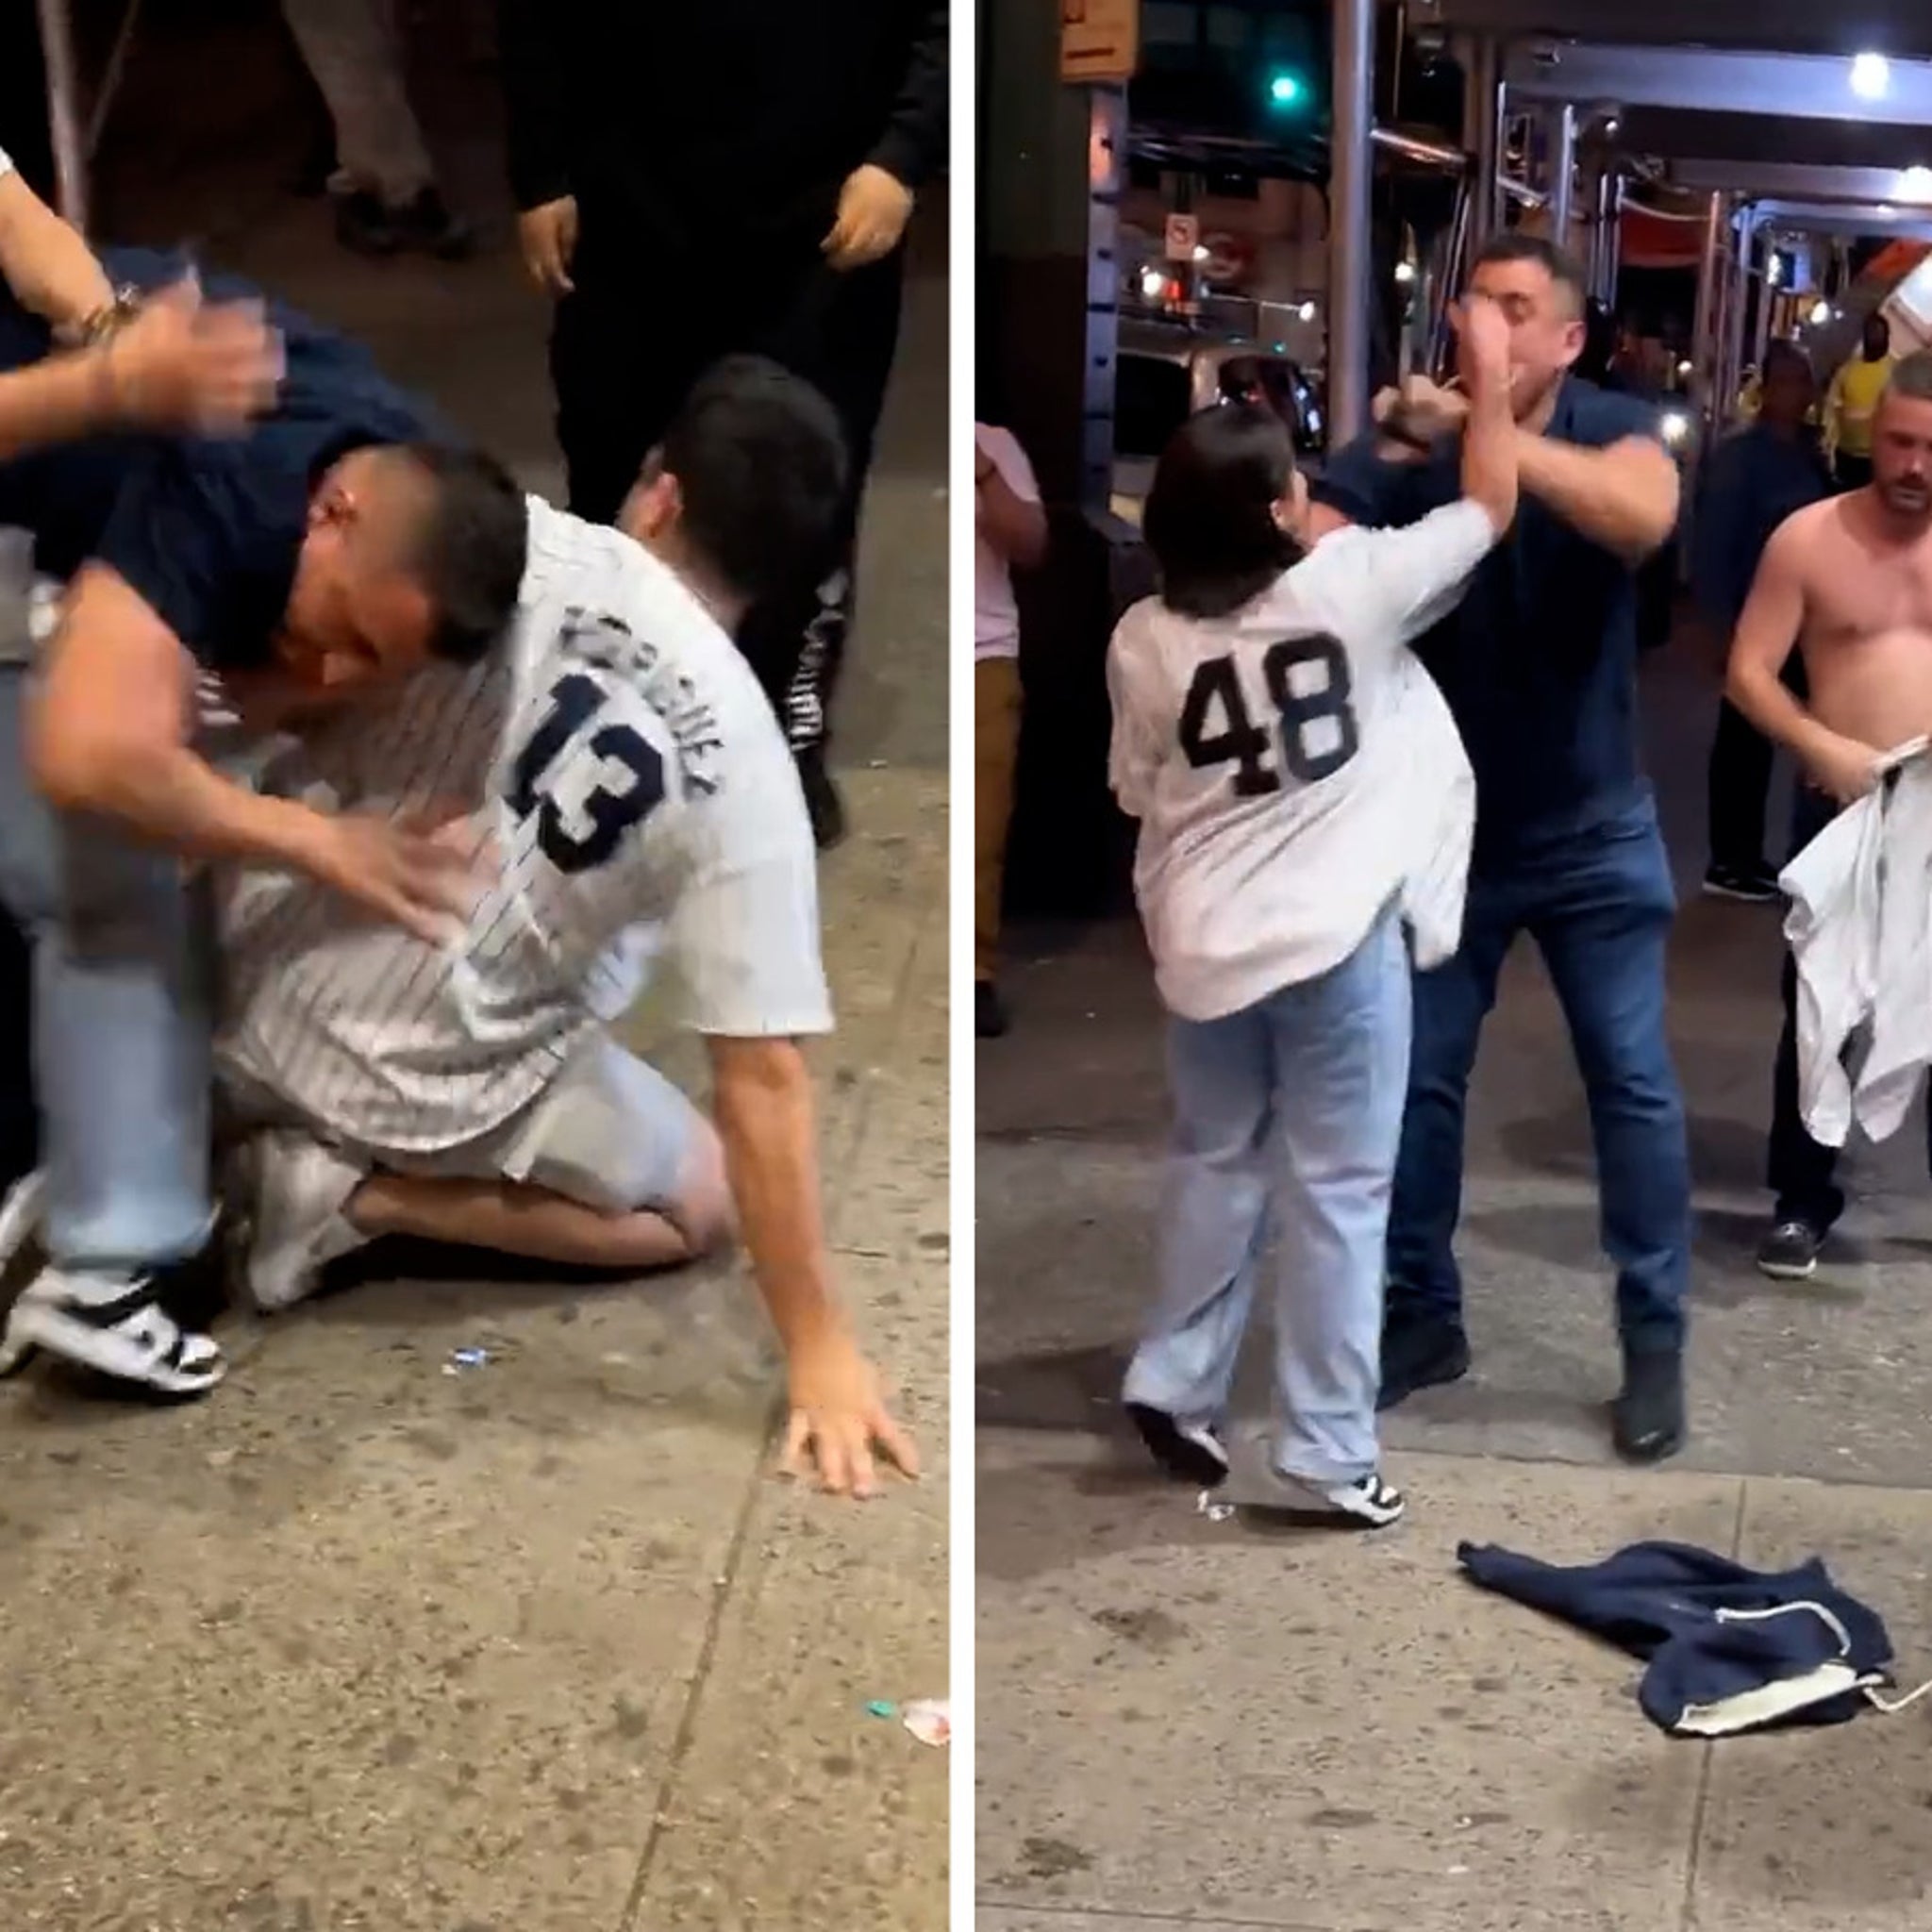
[
  {"x1": 1108, "y1": 499, "x2": 1499, "y2": 1024},
  {"x1": 216, "y1": 499, "x2": 832, "y2": 1153}
]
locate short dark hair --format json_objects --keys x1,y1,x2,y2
[
  {"x1": 1886, "y1": 348, "x2": 1932, "y2": 405},
  {"x1": 1143, "y1": 402, "x2": 1301, "y2": 621},
  {"x1": 388, "y1": 442, "x2": 528, "y2": 663},
  {"x1": 1760, "y1": 339, "x2": 1813, "y2": 384},
  {"x1": 1472, "y1": 231, "x2": 1588, "y2": 315},
  {"x1": 658, "y1": 356, "x2": 849, "y2": 608}
]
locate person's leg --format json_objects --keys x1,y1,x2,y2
[
  {"x1": 1121, "y1": 1000, "x2": 1274, "y2": 1483},
  {"x1": 1760, "y1": 786, "x2": 1843, "y2": 1276},
  {"x1": 1380, "y1": 868, "x2": 1518, "y2": 1403},
  {"x1": 1526, "y1": 803, "x2": 1690, "y2": 1459},
  {"x1": 1266, "y1": 908, "x2": 1409, "y2": 1524},
  {"x1": 0, "y1": 670, "x2": 221, "y2": 1393},
  {"x1": 1704, "y1": 699, "x2": 1777, "y2": 896},
  {"x1": 240, "y1": 1034, "x2": 732, "y2": 1309},
  {"x1": 974, "y1": 655, "x2": 1023, "y2": 1034},
  {"x1": 744, "y1": 251, "x2": 908, "y2": 844}
]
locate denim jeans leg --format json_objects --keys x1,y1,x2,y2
[
  {"x1": 1267, "y1": 908, "x2": 1410, "y2": 1486},
  {"x1": 1385, "y1": 871, "x2": 1516, "y2": 1327},
  {"x1": 0, "y1": 668, "x2": 213, "y2": 1271},
  {"x1": 1123, "y1": 1001, "x2": 1274, "y2": 1428},
  {"x1": 1528, "y1": 806, "x2": 1691, "y2": 1352}
]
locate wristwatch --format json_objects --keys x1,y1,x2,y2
[{"x1": 65, "y1": 285, "x2": 144, "y2": 348}]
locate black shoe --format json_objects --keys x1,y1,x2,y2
[
  {"x1": 975, "y1": 980, "x2": 1008, "y2": 1039},
  {"x1": 1757, "y1": 1218, "x2": 1823, "y2": 1280},
  {"x1": 1703, "y1": 862, "x2": 1779, "y2": 905},
  {"x1": 389, "y1": 187, "x2": 475, "y2": 261},
  {"x1": 1125, "y1": 1403, "x2": 1230, "y2": 1487},
  {"x1": 1376, "y1": 1307, "x2": 1471, "y2": 1411},
  {"x1": 1612, "y1": 1348, "x2": 1687, "y2": 1462},
  {"x1": 796, "y1": 746, "x2": 847, "y2": 850},
  {"x1": 333, "y1": 190, "x2": 401, "y2": 257}
]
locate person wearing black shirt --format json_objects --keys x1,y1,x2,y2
[
  {"x1": 497, "y1": 0, "x2": 948, "y2": 847},
  {"x1": 0, "y1": 248, "x2": 526, "y2": 1399}
]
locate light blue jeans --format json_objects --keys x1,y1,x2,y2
[
  {"x1": 0, "y1": 666, "x2": 213, "y2": 1271},
  {"x1": 1124, "y1": 908, "x2": 1410, "y2": 1486}
]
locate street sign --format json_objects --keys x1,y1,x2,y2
[
  {"x1": 1060, "y1": 0, "x2": 1140, "y2": 84},
  {"x1": 1163, "y1": 212, "x2": 1201, "y2": 262}
]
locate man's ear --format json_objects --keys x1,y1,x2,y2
[{"x1": 621, "y1": 467, "x2": 683, "y2": 544}]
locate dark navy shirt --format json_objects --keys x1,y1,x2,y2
[
  {"x1": 0, "y1": 247, "x2": 444, "y2": 672},
  {"x1": 1312, "y1": 375, "x2": 1668, "y2": 855},
  {"x1": 1689, "y1": 423, "x2": 1829, "y2": 632}
]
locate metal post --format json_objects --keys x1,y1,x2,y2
[
  {"x1": 1548, "y1": 103, "x2": 1576, "y2": 254},
  {"x1": 1690, "y1": 191, "x2": 1725, "y2": 425},
  {"x1": 1328, "y1": 0, "x2": 1375, "y2": 448},
  {"x1": 1753, "y1": 230, "x2": 1776, "y2": 372},
  {"x1": 1722, "y1": 209, "x2": 1755, "y2": 424},
  {"x1": 36, "y1": 0, "x2": 89, "y2": 231},
  {"x1": 1082, "y1": 85, "x2": 1127, "y2": 511},
  {"x1": 1606, "y1": 175, "x2": 1624, "y2": 300},
  {"x1": 1464, "y1": 36, "x2": 1501, "y2": 254}
]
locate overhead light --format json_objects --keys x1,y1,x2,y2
[
  {"x1": 1393, "y1": 260, "x2": 1417, "y2": 285},
  {"x1": 1903, "y1": 165, "x2": 1932, "y2": 196},
  {"x1": 1851, "y1": 52, "x2": 1891, "y2": 99},
  {"x1": 1676, "y1": 358, "x2": 1694, "y2": 377},
  {"x1": 1140, "y1": 267, "x2": 1166, "y2": 300},
  {"x1": 1809, "y1": 297, "x2": 1833, "y2": 325},
  {"x1": 1192, "y1": 244, "x2": 1209, "y2": 262},
  {"x1": 1660, "y1": 409, "x2": 1690, "y2": 448},
  {"x1": 1605, "y1": 117, "x2": 1621, "y2": 136},
  {"x1": 1297, "y1": 300, "x2": 1318, "y2": 323},
  {"x1": 1767, "y1": 254, "x2": 1785, "y2": 287}
]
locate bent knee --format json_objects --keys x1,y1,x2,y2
[{"x1": 667, "y1": 1117, "x2": 736, "y2": 1257}]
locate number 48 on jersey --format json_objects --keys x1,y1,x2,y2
[{"x1": 1178, "y1": 633, "x2": 1360, "y2": 796}]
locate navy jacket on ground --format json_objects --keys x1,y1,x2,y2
[{"x1": 1457, "y1": 1540, "x2": 1898, "y2": 1737}]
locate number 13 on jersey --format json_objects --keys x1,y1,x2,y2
[{"x1": 1178, "y1": 633, "x2": 1360, "y2": 795}]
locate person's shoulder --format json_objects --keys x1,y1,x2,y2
[{"x1": 1561, "y1": 375, "x2": 1662, "y2": 445}]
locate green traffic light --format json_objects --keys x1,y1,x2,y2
[{"x1": 1269, "y1": 73, "x2": 1303, "y2": 107}]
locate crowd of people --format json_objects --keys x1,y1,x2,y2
[
  {"x1": 0, "y1": 0, "x2": 947, "y2": 1502},
  {"x1": 1078, "y1": 231, "x2": 1929, "y2": 1524}
]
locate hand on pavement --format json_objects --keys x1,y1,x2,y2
[
  {"x1": 780, "y1": 1330, "x2": 920, "y2": 1499},
  {"x1": 822, "y1": 164, "x2": 914, "y2": 271},
  {"x1": 518, "y1": 196, "x2": 579, "y2": 295},
  {"x1": 104, "y1": 278, "x2": 283, "y2": 434}
]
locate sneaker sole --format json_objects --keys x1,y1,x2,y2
[
  {"x1": 1, "y1": 1301, "x2": 224, "y2": 1399},
  {"x1": 1702, "y1": 881, "x2": 1779, "y2": 905},
  {"x1": 1265, "y1": 1474, "x2": 1407, "y2": 1529},
  {"x1": 1756, "y1": 1255, "x2": 1818, "y2": 1281},
  {"x1": 1126, "y1": 1403, "x2": 1230, "y2": 1488}
]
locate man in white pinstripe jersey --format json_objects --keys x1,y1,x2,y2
[{"x1": 213, "y1": 356, "x2": 916, "y2": 1497}]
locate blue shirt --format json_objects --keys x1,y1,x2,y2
[
  {"x1": 0, "y1": 247, "x2": 444, "y2": 672},
  {"x1": 1690, "y1": 424, "x2": 1829, "y2": 632},
  {"x1": 1312, "y1": 375, "x2": 1667, "y2": 855}
]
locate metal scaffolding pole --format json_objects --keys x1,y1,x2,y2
[
  {"x1": 1722, "y1": 210, "x2": 1755, "y2": 420},
  {"x1": 1547, "y1": 103, "x2": 1576, "y2": 255},
  {"x1": 37, "y1": 0, "x2": 89, "y2": 230},
  {"x1": 1753, "y1": 232, "x2": 1776, "y2": 372},
  {"x1": 1690, "y1": 191, "x2": 1726, "y2": 425},
  {"x1": 1463, "y1": 36, "x2": 1502, "y2": 254},
  {"x1": 1328, "y1": 0, "x2": 1375, "y2": 448}
]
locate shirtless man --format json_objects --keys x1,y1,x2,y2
[{"x1": 1725, "y1": 348, "x2": 1932, "y2": 1278}]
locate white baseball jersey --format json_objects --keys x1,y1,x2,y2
[
  {"x1": 1108, "y1": 498, "x2": 1497, "y2": 1022},
  {"x1": 217, "y1": 497, "x2": 832, "y2": 1152},
  {"x1": 1780, "y1": 737, "x2": 1932, "y2": 1149}
]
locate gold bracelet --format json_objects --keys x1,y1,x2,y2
[{"x1": 74, "y1": 285, "x2": 143, "y2": 347}]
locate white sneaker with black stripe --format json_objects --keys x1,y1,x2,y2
[
  {"x1": 0, "y1": 1265, "x2": 224, "y2": 1397},
  {"x1": 1273, "y1": 1468, "x2": 1407, "y2": 1528}
]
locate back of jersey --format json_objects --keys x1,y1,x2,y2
[
  {"x1": 1108, "y1": 499, "x2": 1495, "y2": 1021},
  {"x1": 219, "y1": 500, "x2": 830, "y2": 1152}
]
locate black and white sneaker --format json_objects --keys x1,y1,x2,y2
[
  {"x1": 1757, "y1": 1219, "x2": 1824, "y2": 1280},
  {"x1": 1126, "y1": 1402, "x2": 1231, "y2": 1488},
  {"x1": 1702, "y1": 863, "x2": 1780, "y2": 905},
  {"x1": 0, "y1": 1266, "x2": 224, "y2": 1397},
  {"x1": 1272, "y1": 1468, "x2": 1407, "y2": 1529}
]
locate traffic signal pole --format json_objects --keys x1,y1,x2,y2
[{"x1": 1328, "y1": 0, "x2": 1376, "y2": 447}]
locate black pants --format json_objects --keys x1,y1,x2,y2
[
  {"x1": 549, "y1": 225, "x2": 905, "y2": 750},
  {"x1": 1707, "y1": 653, "x2": 1803, "y2": 874},
  {"x1": 1767, "y1": 784, "x2": 1932, "y2": 1228}
]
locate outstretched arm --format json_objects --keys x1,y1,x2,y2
[
  {"x1": 0, "y1": 160, "x2": 112, "y2": 329},
  {"x1": 1512, "y1": 429, "x2": 1679, "y2": 562}
]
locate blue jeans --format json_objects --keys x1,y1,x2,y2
[
  {"x1": 1387, "y1": 798, "x2": 1690, "y2": 1353},
  {"x1": 1124, "y1": 908, "x2": 1410, "y2": 1485},
  {"x1": 0, "y1": 667, "x2": 213, "y2": 1270}
]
